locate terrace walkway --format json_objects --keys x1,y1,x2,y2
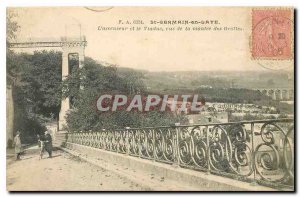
[
  {"x1": 7, "y1": 119, "x2": 294, "y2": 191},
  {"x1": 6, "y1": 147, "x2": 197, "y2": 191},
  {"x1": 7, "y1": 148, "x2": 146, "y2": 191}
]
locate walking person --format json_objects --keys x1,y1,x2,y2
[
  {"x1": 44, "y1": 131, "x2": 53, "y2": 158},
  {"x1": 37, "y1": 133, "x2": 45, "y2": 159},
  {"x1": 13, "y1": 131, "x2": 22, "y2": 161},
  {"x1": 37, "y1": 134, "x2": 41, "y2": 147}
]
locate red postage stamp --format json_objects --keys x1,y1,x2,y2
[{"x1": 252, "y1": 9, "x2": 293, "y2": 59}]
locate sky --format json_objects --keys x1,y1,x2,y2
[{"x1": 9, "y1": 7, "x2": 294, "y2": 72}]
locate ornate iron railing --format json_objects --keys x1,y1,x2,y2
[{"x1": 66, "y1": 119, "x2": 294, "y2": 190}]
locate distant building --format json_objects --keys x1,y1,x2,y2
[
  {"x1": 187, "y1": 112, "x2": 228, "y2": 125},
  {"x1": 166, "y1": 96, "x2": 204, "y2": 115},
  {"x1": 199, "y1": 85, "x2": 212, "y2": 89},
  {"x1": 204, "y1": 102, "x2": 278, "y2": 114}
]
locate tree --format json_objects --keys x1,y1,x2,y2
[
  {"x1": 7, "y1": 10, "x2": 20, "y2": 85},
  {"x1": 7, "y1": 49, "x2": 62, "y2": 144},
  {"x1": 6, "y1": 10, "x2": 20, "y2": 147},
  {"x1": 19, "y1": 51, "x2": 62, "y2": 118},
  {"x1": 63, "y1": 58, "x2": 186, "y2": 131}
]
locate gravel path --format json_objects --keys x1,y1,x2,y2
[{"x1": 7, "y1": 148, "x2": 146, "y2": 191}]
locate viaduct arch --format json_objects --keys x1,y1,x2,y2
[{"x1": 255, "y1": 88, "x2": 294, "y2": 101}]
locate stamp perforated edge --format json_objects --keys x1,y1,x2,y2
[{"x1": 250, "y1": 7, "x2": 294, "y2": 61}]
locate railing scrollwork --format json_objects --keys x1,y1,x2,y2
[{"x1": 67, "y1": 118, "x2": 294, "y2": 190}]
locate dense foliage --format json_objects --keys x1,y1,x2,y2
[
  {"x1": 195, "y1": 88, "x2": 266, "y2": 103},
  {"x1": 7, "y1": 51, "x2": 62, "y2": 142},
  {"x1": 63, "y1": 58, "x2": 187, "y2": 131},
  {"x1": 7, "y1": 13, "x2": 61, "y2": 143}
]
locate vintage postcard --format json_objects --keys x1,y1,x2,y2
[{"x1": 6, "y1": 7, "x2": 294, "y2": 191}]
